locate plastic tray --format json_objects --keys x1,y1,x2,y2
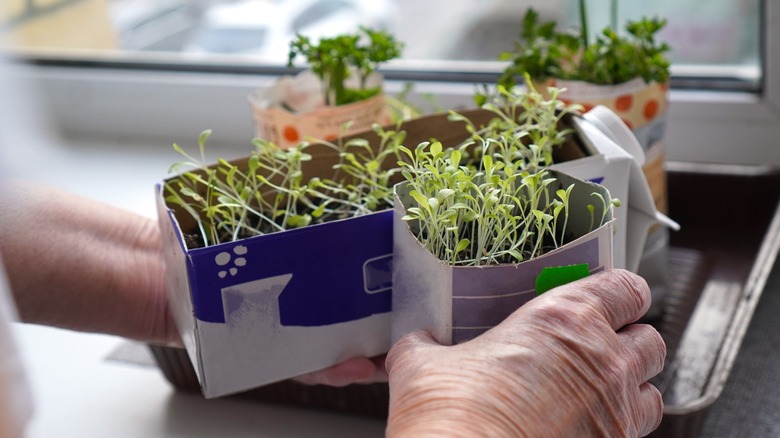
[
  {"x1": 149, "y1": 162, "x2": 780, "y2": 436},
  {"x1": 647, "y1": 162, "x2": 780, "y2": 437}
]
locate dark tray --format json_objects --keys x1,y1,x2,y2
[
  {"x1": 647, "y1": 162, "x2": 780, "y2": 437},
  {"x1": 149, "y1": 162, "x2": 780, "y2": 436}
]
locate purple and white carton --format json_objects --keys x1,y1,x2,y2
[
  {"x1": 390, "y1": 170, "x2": 616, "y2": 345},
  {"x1": 157, "y1": 189, "x2": 394, "y2": 397},
  {"x1": 558, "y1": 106, "x2": 679, "y2": 272}
]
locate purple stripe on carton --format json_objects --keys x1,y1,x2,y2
[
  {"x1": 187, "y1": 210, "x2": 393, "y2": 326},
  {"x1": 451, "y1": 238, "x2": 600, "y2": 334},
  {"x1": 451, "y1": 238, "x2": 599, "y2": 298},
  {"x1": 452, "y1": 327, "x2": 490, "y2": 344},
  {"x1": 452, "y1": 290, "x2": 537, "y2": 327}
]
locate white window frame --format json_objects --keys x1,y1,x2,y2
[{"x1": 13, "y1": 1, "x2": 780, "y2": 166}]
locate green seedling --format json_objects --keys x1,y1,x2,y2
[
  {"x1": 459, "y1": 75, "x2": 582, "y2": 173},
  {"x1": 399, "y1": 142, "x2": 611, "y2": 266},
  {"x1": 166, "y1": 125, "x2": 407, "y2": 248},
  {"x1": 398, "y1": 84, "x2": 617, "y2": 266}
]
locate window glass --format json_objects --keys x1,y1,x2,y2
[
  {"x1": 290, "y1": 0, "x2": 351, "y2": 33},
  {"x1": 0, "y1": 0, "x2": 763, "y2": 87},
  {"x1": 561, "y1": 0, "x2": 760, "y2": 67}
]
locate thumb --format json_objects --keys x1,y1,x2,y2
[{"x1": 386, "y1": 330, "x2": 441, "y2": 375}]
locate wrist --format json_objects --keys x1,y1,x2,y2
[{"x1": 387, "y1": 372, "x2": 527, "y2": 438}]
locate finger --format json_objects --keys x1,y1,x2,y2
[
  {"x1": 549, "y1": 269, "x2": 652, "y2": 330},
  {"x1": 637, "y1": 382, "x2": 664, "y2": 437},
  {"x1": 371, "y1": 354, "x2": 389, "y2": 381},
  {"x1": 618, "y1": 323, "x2": 667, "y2": 384},
  {"x1": 292, "y1": 356, "x2": 384, "y2": 387}
]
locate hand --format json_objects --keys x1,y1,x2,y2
[
  {"x1": 0, "y1": 180, "x2": 180, "y2": 346},
  {"x1": 293, "y1": 355, "x2": 388, "y2": 386},
  {"x1": 385, "y1": 269, "x2": 665, "y2": 437}
]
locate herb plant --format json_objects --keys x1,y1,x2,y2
[
  {"x1": 287, "y1": 26, "x2": 403, "y2": 107},
  {"x1": 497, "y1": 0, "x2": 670, "y2": 89}
]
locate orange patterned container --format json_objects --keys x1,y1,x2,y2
[
  {"x1": 540, "y1": 78, "x2": 670, "y2": 214},
  {"x1": 538, "y1": 77, "x2": 671, "y2": 316},
  {"x1": 249, "y1": 71, "x2": 392, "y2": 149}
]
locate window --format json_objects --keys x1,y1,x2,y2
[
  {"x1": 290, "y1": 1, "x2": 352, "y2": 33},
  {"x1": 1, "y1": 0, "x2": 778, "y2": 166}
]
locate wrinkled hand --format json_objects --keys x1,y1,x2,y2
[{"x1": 385, "y1": 269, "x2": 666, "y2": 438}]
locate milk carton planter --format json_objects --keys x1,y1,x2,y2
[
  {"x1": 250, "y1": 26, "x2": 401, "y2": 149},
  {"x1": 545, "y1": 79, "x2": 669, "y2": 209},
  {"x1": 390, "y1": 148, "x2": 616, "y2": 344},
  {"x1": 158, "y1": 134, "x2": 402, "y2": 398},
  {"x1": 547, "y1": 78, "x2": 671, "y2": 316}
]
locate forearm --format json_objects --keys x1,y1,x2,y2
[{"x1": 0, "y1": 180, "x2": 178, "y2": 344}]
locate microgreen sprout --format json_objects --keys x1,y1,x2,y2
[
  {"x1": 461, "y1": 75, "x2": 582, "y2": 172},
  {"x1": 166, "y1": 125, "x2": 407, "y2": 248},
  {"x1": 398, "y1": 142, "x2": 609, "y2": 266},
  {"x1": 396, "y1": 82, "x2": 616, "y2": 266}
]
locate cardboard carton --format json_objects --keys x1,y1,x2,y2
[
  {"x1": 391, "y1": 170, "x2": 615, "y2": 345},
  {"x1": 541, "y1": 79, "x2": 674, "y2": 317},
  {"x1": 157, "y1": 142, "x2": 395, "y2": 398},
  {"x1": 556, "y1": 106, "x2": 679, "y2": 272}
]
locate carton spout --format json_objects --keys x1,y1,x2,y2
[
  {"x1": 657, "y1": 211, "x2": 681, "y2": 231},
  {"x1": 583, "y1": 106, "x2": 646, "y2": 166}
]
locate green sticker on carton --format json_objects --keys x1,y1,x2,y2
[{"x1": 535, "y1": 264, "x2": 591, "y2": 295}]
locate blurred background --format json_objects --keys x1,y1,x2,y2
[
  {"x1": 1, "y1": 0, "x2": 772, "y2": 170},
  {"x1": 1, "y1": 4, "x2": 779, "y2": 438},
  {"x1": 1, "y1": 0, "x2": 761, "y2": 78}
]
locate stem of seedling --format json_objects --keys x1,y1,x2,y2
[
  {"x1": 579, "y1": 0, "x2": 590, "y2": 49},
  {"x1": 167, "y1": 123, "x2": 409, "y2": 247}
]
